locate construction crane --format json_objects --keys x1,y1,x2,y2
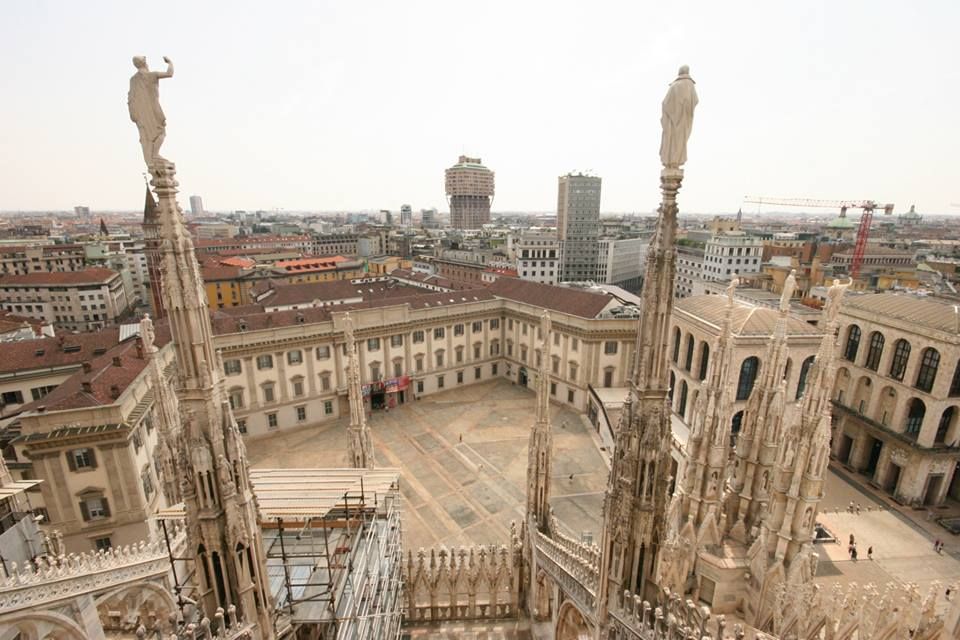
[{"x1": 743, "y1": 196, "x2": 895, "y2": 279}]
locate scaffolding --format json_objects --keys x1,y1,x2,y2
[{"x1": 255, "y1": 468, "x2": 404, "y2": 640}]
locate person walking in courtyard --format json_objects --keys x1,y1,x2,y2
[
  {"x1": 935, "y1": 539, "x2": 943, "y2": 553},
  {"x1": 868, "y1": 546, "x2": 873, "y2": 560},
  {"x1": 851, "y1": 546, "x2": 858, "y2": 561}
]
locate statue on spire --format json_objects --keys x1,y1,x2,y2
[
  {"x1": 659, "y1": 65, "x2": 699, "y2": 169},
  {"x1": 780, "y1": 269, "x2": 797, "y2": 313},
  {"x1": 128, "y1": 56, "x2": 174, "y2": 167}
]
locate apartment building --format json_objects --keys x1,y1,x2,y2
[
  {"x1": 516, "y1": 231, "x2": 561, "y2": 285},
  {"x1": 0, "y1": 268, "x2": 129, "y2": 332}
]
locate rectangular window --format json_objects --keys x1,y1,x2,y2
[
  {"x1": 437, "y1": 375, "x2": 445, "y2": 389},
  {"x1": 604, "y1": 369, "x2": 614, "y2": 387},
  {"x1": 320, "y1": 375, "x2": 331, "y2": 391},
  {"x1": 391, "y1": 334, "x2": 403, "y2": 347},
  {"x1": 316, "y1": 345, "x2": 331, "y2": 359},
  {"x1": 474, "y1": 345, "x2": 481, "y2": 359},
  {"x1": 1, "y1": 390, "x2": 24, "y2": 405},
  {"x1": 456, "y1": 348, "x2": 463, "y2": 364},
  {"x1": 263, "y1": 386, "x2": 275, "y2": 403},
  {"x1": 324, "y1": 401, "x2": 334, "y2": 415},
  {"x1": 415, "y1": 356, "x2": 424, "y2": 372},
  {"x1": 293, "y1": 380, "x2": 304, "y2": 397},
  {"x1": 267, "y1": 412, "x2": 278, "y2": 429},
  {"x1": 568, "y1": 390, "x2": 575, "y2": 403},
  {"x1": 394, "y1": 361, "x2": 403, "y2": 377},
  {"x1": 551, "y1": 382, "x2": 557, "y2": 396},
  {"x1": 94, "y1": 536, "x2": 112, "y2": 551},
  {"x1": 434, "y1": 327, "x2": 445, "y2": 339},
  {"x1": 605, "y1": 341, "x2": 618, "y2": 355},
  {"x1": 296, "y1": 406, "x2": 307, "y2": 422},
  {"x1": 472, "y1": 321, "x2": 482, "y2": 333},
  {"x1": 454, "y1": 324, "x2": 464, "y2": 336},
  {"x1": 475, "y1": 367, "x2": 481, "y2": 380},
  {"x1": 436, "y1": 352, "x2": 444, "y2": 367},
  {"x1": 287, "y1": 350, "x2": 303, "y2": 365},
  {"x1": 68, "y1": 448, "x2": 96, "y2": 471},
  {"x1": 413, "y1": 330, "x2": 425, "y2": 343},
  {"x1": 490, "y1": 319, "x2": 500, "y2": 329},
  {"x1": 367, "y1": 338, "x2": 381, "y2": 351},
  {"x1": 236, "y1": 419, "x2": 248, "y2": 434},
  {"x1": 30, "y1": 385, "x2": 57, "y2": 401},
  {"x1": 257, "y1": 354, "x2": 274, "y2": 370},
  {"x1": 570, "y1": 365, "x2": 578, "y2": 382},
  {"x1": 492, "y1": 363, "x2": 498, "y2": 376},
  {"x1": 416, "y1": 380, "x2": 424, "y2": 394},
  {"x1": 224, "y1": 359, "x2": 242, "y2": 375},
  {"x1": 83, "y1": 496, "x2": 109, "y2": 520},
  {"x1": 457, "y1": 371, "x2": 464, "y2": 384},
  {"x1": 371, "y1": 365, "x2": 381, "y2": 381}
]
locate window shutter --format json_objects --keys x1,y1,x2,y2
[
  {"x1": 79, "y1": 501, "x2": 90, "y2": 521},
  {"x1": 101, "y1": 497, "x2": 111, "y2": 518},
  {"x1": 66, "y1": 451, "x2": 77, "y2": 471},
  {"x1": 88, "y1": 448, "x2": 98, "y2": 469}
]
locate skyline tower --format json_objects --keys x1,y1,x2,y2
[
  {"x1": 557, "y1": 173, "x2": 601, "y2": 282},
  {"x1": 189, "y1": 194, "x2": 204, "y2": 216},
  {"x1": 445, "y1": 155, "x2": 494, "y2": 229}
]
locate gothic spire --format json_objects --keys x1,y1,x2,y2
[
  {"x1": 526, "y1": 310, "x2": 553, "y2": 532},
  {"x1": 344, "y1": 312, "x2": 375, "y2": 469}
]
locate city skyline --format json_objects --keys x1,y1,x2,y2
[{"x1": 2, "y1": 1, "x2": 958, "y2": 214}]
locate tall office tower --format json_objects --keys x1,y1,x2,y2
[
  {"x1": 445, "y1": 156, "x2": 494, "y2": 229},
  {"x1": 189, "y1": 194, "x2": 204, "y2": 216},
  {"x1": 420, "y1": 208, "x2": 437, "y2": 228},
  {"x1": 74, "y1": 205, "x2": 91, "y2": 218},
  {"x1": 400, "y1": 204, "x2": 413, "y2": 226},
  {"x1": 557, "y1": 173, "x2": 602, "y2": 282},
  {"x1": 381, "y1": 209, "x2": 393, "y2": 225}
]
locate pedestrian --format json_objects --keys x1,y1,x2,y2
[
  {"x1": 935, "y1": 539, "x2": 942, "y2": 553},
  {"x1": 868, "y1": 546, "x2": 873, "y2": 560},
  {"x1": 569, "y1": 473, "x2": 574, "y2": 480},
  {"x1": 459, "y1": 433, "x2": 463, "y2": 443},
  {"x1": 855, "y1": 503, "x2": 862, "y2": 515},
  {"x1": 848, "y1": 544, "x2": 854, "y2": 558},
  {"x1": 947, "y1": 586, "x2": 952, "y2": 601},
  {"x1": 848, "y1": 501, "x2": 855, "y2": 513},
  {"x1": 849, "y1": 533, "x2": 855, "y2": 546},
  {"x1": 852, "y1": 546, "x2": 858, "y2": 561}
]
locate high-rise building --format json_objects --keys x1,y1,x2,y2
[
  {"x1": 445, "y1": 156, "x2": 494, "y2": 229},
  {"x1": 516, "y1": 231, "x2": 561, "y2": 285},
  {"x1": 557, "y1": 173, "x2": 601, "y2": 282},
  {"x1": 400, "y1": 204, "x2": 413, "y2": 226},
  {"x1": 420, "y1": 208, "x2": 437, "y2": 228},
  {"x1": 189, "y1": 194, "x2": 204, "y2": 216},
  {"x1": 73, "y1": 205, "x2": 90, "y2": 218}
]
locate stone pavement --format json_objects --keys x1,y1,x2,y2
[
  {"x1": 246, "y1": 379, "x2": 609, "y2": 550},
  {"x1": 815, "y1": 463, "x2": 960, "y2": 612}
]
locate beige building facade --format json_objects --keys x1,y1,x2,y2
[{"x1": 830, "y1": 292, "x2": 960, "y2": 506}]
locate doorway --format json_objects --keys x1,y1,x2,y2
[
  {"x1": 924, "y1": 474, "x2": 945, "y2": 506},
  {"x1": 371, "y1": 390, "x2": 386, "y2": 410},
  {"x1": 836, "y1": 434, "x2": 854, "y2": 465},
  {"x1": 883, "y1": 463, "x2": 901, "y2": 496},
  {"x1": 865, "y1": 437, "x2": 883, "y2": 476},
  {"x1": 519, "y1": 367, "x2": 528, "y2": 387}
]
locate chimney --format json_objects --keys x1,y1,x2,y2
[
  {"x1": 82, "y1": 362, "x2": 92, "y2": 373},
  {"x1": 81, "y1": 381, "x2": 92, "y2": 393},
  {"x1": 110, "y1": 385, "x2": 121, "y2": 399},
  {"x1": 112, "y1": 356, "x2": 122, "y2": 367}
]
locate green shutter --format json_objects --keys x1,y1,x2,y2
[{"x1": 79, "y1": 501, "x2": 90, "y2": 521}]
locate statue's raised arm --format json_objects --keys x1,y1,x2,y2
[
  {"x1": 659, "y1": 65, "x2": 699, "y2": 169},
  {"x1": 128, "y1": 56, "x2": 174, "y2": 168}
]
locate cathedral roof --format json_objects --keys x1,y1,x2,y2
[{"x1": 674, "y1": 295, "x2": 822, "y2": 337}]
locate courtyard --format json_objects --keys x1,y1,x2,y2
[
  {"x1": 246, "y1": 379, "x2": 610, "y2": 550},
  {"x1": 246, "y1": 378, "x2": 960, "y2": 604}
]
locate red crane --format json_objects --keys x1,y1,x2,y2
[{"x1": 743, "y1": 196, "x2": 895, "y2": 279}]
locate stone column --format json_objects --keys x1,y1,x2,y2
[{"x1": 244, "y1": 356, "x2": 258, "y2": 408}]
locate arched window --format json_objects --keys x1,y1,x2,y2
[
  {"x1": 796, "y1": 356, "x2": 815, "y2": 400},
  {"x1": 669, "y1": 371, "x2": 676, "y2": 402},
  {"x1": 950, "y1": 361, "x2": 960, "y2": 398},
  {"x1": 698, "y1": 343, "x2": 710, "y2": 381},
  {"x1": 904, "y1": 398, "x2": 926, "y2": 438},
  {"x1": 672, "y1": 327, "x2": 681, "y2": 363},
  {"x1": 684, "y1": 335, "x2": 695, "y2": 371},
  {"x1": 915, "y1": 347, "x2": 940, "y2": 393},
  {"x1": 936, "y1": 407, "x2": 956, "y2": 445},
  {"x1": 864, "y1": 332, "x2": 885, "y2": 371},
  {"x1": 736, "y1": 357, "x2": 759, "y2": 401},
  {"x1": 889, "y1": 339, "x2": 911, "y2": 381},
  {"x1": 843, "y1": 325, "x2": 861, "y2": 362},
  {"x1": 678, "y1": 380, "x2": 689, "y2": 418}
]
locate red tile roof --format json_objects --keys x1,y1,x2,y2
[
  {"x1": 0, "y1": 329, "x2": 123, "y2": 375},
  {"x1": 487, "y1": 278, "x2": 613, "y2": 318},
  {"x1": 0, "y1": 268, "x2": 118, "y2": 286}
]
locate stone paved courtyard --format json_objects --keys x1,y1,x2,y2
[{"x1": 246, "y1": 379, "x2": 609, "y2": 550}]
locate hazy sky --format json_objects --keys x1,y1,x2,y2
[{"x1": 2, "y1": 1, "x2": 958, "y2": 214}]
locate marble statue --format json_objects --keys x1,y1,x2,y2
[
  {"x1": 660, "y1": 65, "x2": 699, "y2": 168},
  {"x1": 823, "y1": 278, "x2": 852, "y2": 324},
  {"x1": 128, "y1": 56, "x2": 174, "y2": 167},
  {"x1": 726, "y1": 276, "x2": 740, "y2": 301},
  {"x1": 780, "y1": 269, "x2": 797, "y2": 312},
  {"x1": 139, "y1": 313, "x2": 156, "y2": 354}
]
